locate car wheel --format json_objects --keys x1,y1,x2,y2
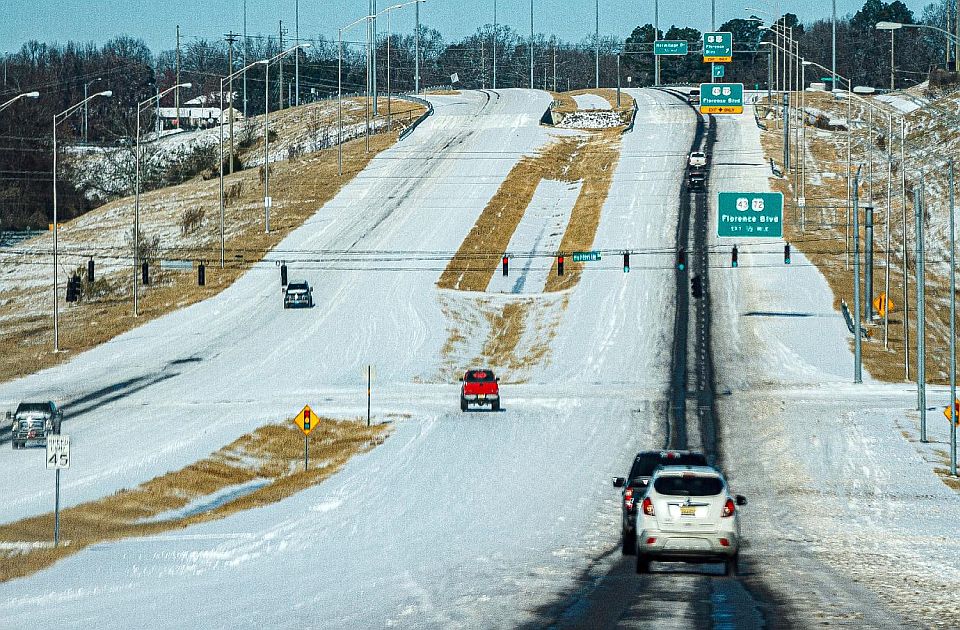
[
  {"x1": 725, "y1": 555, "x2": 739, "y2": 577},
  {"x1": 284, "y1": 303, "x2": 290, "y2": 309},
  {"x1": 621, "y1": 530, "x2": 636, "y2": 555},
  {"x1": 635, "y1": 553, "x2": 650, "y2": 574},
  {"x1": 460, "y1": 398, "x2": 468, "y2": 412},
  {"x1": 492, "y1": 400, "x2": 500, "y2": 412},
  {"x1": 13, "y1": 441, "x2": 21, "y2": 450}
]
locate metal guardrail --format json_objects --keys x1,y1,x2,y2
[
  {"x1": 622, "y1": 99, "x2": 639, "y2": 135},
  {"x1": 396, "y1": 95, "x2": 434, "y2": 141},
  {"x1": 0, "y1": 230, "x2": 43, "y2": 248}
]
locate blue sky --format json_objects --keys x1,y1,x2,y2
[{"x1": 1, "y1": 0, "x2": 935, "y2": 54}]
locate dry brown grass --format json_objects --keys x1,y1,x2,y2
[
  {"x1": 550, "y1": 89, "x2": 635, "y2": 116},
  {"x1": 437, "y1": 135, "x2": 588, "y2": 292},
  {"x1": 0, "y1": 418, "x2": 387, "y2": 582},
  {"x1": 0, "y1": 110, "x2": 420, "y2": 384},
  {"x1": 546, "y1": 130, "x2": 623, "y2": 292}
]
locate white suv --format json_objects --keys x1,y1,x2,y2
[{"x1": 634, "y1": 465, "x2": 746, "y2": 575}]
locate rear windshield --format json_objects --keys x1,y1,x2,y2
[
  {"x1": 653, "y1": 475, "x2": 724, "y2": 496},
  {"x1": 287, "y1": 283, "x2": 309, "y2": 292},
  {"x1": 465, "y1": 370, "x2": 496, "y2": 382},
  {"x1": 629, "y1": 453, "x2": 707, "y2": 480}
]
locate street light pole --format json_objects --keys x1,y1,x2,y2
[
  {"x1": 492, "y1": 0, "x2": 497, "y2": 90},
  {"x1": 595, "y1": 0, "x2": 600, "y2": 89},
  {"x1": 950, "y1": 160, "x2": 958, "y2": 477},
  {"x1": 654, "y1": 0, "x2": 659, "y2": 87},
  {"x1": 0, "y1": 90, "x2": 39, "y2": 113},
  {"x1": 853, "y1": 167, "x2": 863, "y2": 384},
  {"x1": 53, "y1": 90, "x2": 112, "y2": 350},
  {"x1": 530, "y1": 0, "x2": 534, "y2": 89}
]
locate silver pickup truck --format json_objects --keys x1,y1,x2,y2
[{"x1": 8, "y1": 401, "x2": 63, "y2": 449}]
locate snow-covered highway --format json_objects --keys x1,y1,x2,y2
[{"x1": 1, "y1": 89, "x2": 958, "y2": 629}]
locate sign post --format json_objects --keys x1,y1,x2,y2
[
  {"x1": 699, "y1": 83, "x2": 744, "y2": 114},
  {"x1": 46, "y1": 434, "x2": 70, "y2": 547},
  {"x1": 293, "y1": 405, "x2": 316, "y2": 471},
  {"x1": 717, "y1": 192, "x2": 784, "y2": 238}
]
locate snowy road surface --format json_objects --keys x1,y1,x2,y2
[
  {"x1": 572, "y1": 93, "x2": 612, "y2": 110},
  {"x1": 1, "y1": 89, "x2": 958, "y2": 628}
]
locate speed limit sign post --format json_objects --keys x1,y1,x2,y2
[{"x1": 46, "y1": 435, "x2": 70, "y2": 547}]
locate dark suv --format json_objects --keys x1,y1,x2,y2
[
  {"x1": 612, "y1": 449, "x2": 708, "y2": 554},
  {"x1": 9, "y1": 401, "x2": 63, "y2": 449},
  {"x1": 283, "y1": 280, "x2": 313, "y2": 309}
]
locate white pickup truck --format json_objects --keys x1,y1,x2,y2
[{"x1": 688, "y1": 151, "x2": 707, "y2": 168}]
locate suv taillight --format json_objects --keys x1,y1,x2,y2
[
  {"x1": 641, "y1": 497, "x2": 655, "y2": 516},
  {"x1": 722, "y1": 498, "x2": 735, "y2": 518},
  {"x1": 624, "y1": 487, "x2": 634, "y2": 509},
  {"x1": 45, "y1": 419, "x2": 52, "y2": 431}
]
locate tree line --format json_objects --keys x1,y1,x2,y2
[{"x1": 0, "y1": 0, "x2": 955, "y2": 230}]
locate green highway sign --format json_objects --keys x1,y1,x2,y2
[
  {"x1": 699, "y1": 83, "x2": 744, "y2": 114},
  {"x1": 572, "y1": 251, "x2": 601, "y2": 262},
  {"x1": 703, "y1": 32, "x2": 733, "y2": 63},
  {"x1": 717, "y1": 192, "x2": 784, "y2": 238},
  {"x1": 712, "y1": 64, "x2": 725, "y2": 78},
  {"x1": 654, "y1": 40, "x2": 688, "y2": 56}
]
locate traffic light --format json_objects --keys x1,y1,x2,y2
[
  {"x1": 141, "y1": 261, "x2": 149, "y2": 286},
  {"x1": 677, "y1": 247, "x2": 686, "y2": 271},
  {"x1": 623, "y1": 252, "x2": 630, "y2": 273},
  {"x1": 198, "y1": 262, "x2": 206, "y2": 286},
  {"x1": 784, "y1": 243, "x2": 791, "y2": 265},
  {"x1": 731, "y1": 245, "x2": 739, "y2": 268},
  {"x1": 691, "y1": 274, "x2": 703, "y2": 299},
  {"x1": 557, "y1": 255, "x2": 565, "y2": 276},
  {"x1": 502, "y1": 256, "x2": 509, "y2": 277}
]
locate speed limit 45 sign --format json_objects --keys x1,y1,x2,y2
[{"x1": 46, "y1": 435, "x2": 70, "y2": 470}]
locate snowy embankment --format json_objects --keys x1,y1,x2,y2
[{"x1": 572, "y1": 93, "x2": 611, "y2": 110}]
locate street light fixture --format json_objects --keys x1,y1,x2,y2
[
  {"x1": 263, "y1": 43, "x2": 311, "y2": 234},
  {"x1": 52, "y1": 89, "x2": 113, "y2": 352},
  {"x1": 0, "y1": 90, "x2": 39, "y2": 113},
  {"x1": 220, "y1": 59, "x2": 268, "y2": 267},
  {"x1": 134, "y1": 82, "x2": 191, "y2": 317}
]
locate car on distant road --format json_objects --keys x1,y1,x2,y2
[
  {"x1": 634, "y1": 465, "x2": 747, "y2": 575},
  {"x1": 8, "y1": 401, "x2": 62, "y2": 449},
  {"x1": 688, "y1": 151, "x2": 707, "y2": 168},
  {"x1": 687, "y1": 168, "x2": 706, "y2": 191},
  {"x1": 283, "y1": 280, "x2": 314, "y2": 309},
  {"x1": 613, "y1": 450, "x2": 708, "y2": 554},
  {"x1": 688, "y1": 89, "x2": 700, "y2": 105},
  {"x1": 460, "y1": 369, "x2": 500, "y2": 411}
]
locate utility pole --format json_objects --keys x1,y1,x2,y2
[
  {"x1": 950, "y1": 160, "x2": 958, "y2": 477},
  {"x1": 854, "y1": 168, "x2": 863, "y2": 384},
  {"x1": 243, "y1": 0, "x2": 248, "y2": 118},
  {"x1": 295, "y1": 0, "x2": 300, "y2": 106},
  {"x1": 553, "y1": 44, "x2": 557, "y2": 92},
  {"x1": 654, "y1": 0, "x2": 660, "y2": 86},
  {"x1": 176, "y1": 26, "x2": 182, "y2": 131},
  {"x1": 225, "y1": 32, "x2": 239, "y2": 175},
  {"x1": 415, "y1": 2, "x2": 421, "y2": 93},
  {"x1": 595, "y1": 0, "x2": 600, "y2": 89},
  {"x1": 492, "y1": 0, "x2": 498, "y2": 89},
  {"x1": 279, "y1": 22, "x2": 287, "y2": 110},
  {"x1": 890, "y1": 28, "x2": 895, "y2": 91},
  {"x1": 372, "y1": 0, "x2": 378, "y2": 116},
  {"x1": 832, "y1": 0, "x2": 837, "y2": 89},
  {"x1": 916, "y1": 184, "x2": 927, "y2": 441},
  {"x1": 530, "y1": 0, "x2": 534, "y2": 89}
]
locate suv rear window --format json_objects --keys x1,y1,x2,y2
[
  {"x1": 653, "y1": 475, "x2": 724, "y2": 496},
  {"x1": 629, "y1": 452, "x2": 707, "y2": 481},
  {"x1": 16, "y1": 402, "x2": 53, "y2": 414},
  {"x1": 287, "y1": 283, "x2": 308, "y2": 292},
  {"x1": 465, "y1": 370, "x2": 496, "y2": 382}
]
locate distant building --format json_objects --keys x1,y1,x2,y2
[{"x1": 156, "y1": 92, "x2": 242, "y2": 130}]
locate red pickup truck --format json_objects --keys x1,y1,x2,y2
[{"x1": 460, "y1": 369, "x2": 501, "y2": 412}]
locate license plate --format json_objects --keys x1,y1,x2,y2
[{"x1": 680, "y1": 505, "x2": 697, "y2": 517}]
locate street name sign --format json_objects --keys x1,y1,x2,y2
[
  {"x1": 654, "y1": 40, "x2": 688, "y2": 56},
  {"x1": 717, "y1": 192, "x2": 783, "y2": 238},
  {"x1": 699, "y1": 83, "x2": 744, "y2": 114},
  {"x1": 46, "y1": 435, "x2": 70, "y2": 470},
  {"x1": 572, "y1": 251, "x2": 601, "y2": 262},
  {"x1": 703, "y1": 32, "x2": 733, "y2": 63}
]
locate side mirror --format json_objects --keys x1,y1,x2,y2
[
  {"x1": 612, "y1": 477, "x2": 626, "y2": 488},
  {"x1": 735, "y1": 495, "x2": 747, "y2": 506},
  {"x1": 495, "y1": 378, "x2": 500, "y2": 382},
  {"x1": 458, "y1": 377, "x2": 464, "y2": 382}
]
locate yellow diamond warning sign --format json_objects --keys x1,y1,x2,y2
[{"x1": 294, "y1": 405, "x2": 317, "y2": 435}]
